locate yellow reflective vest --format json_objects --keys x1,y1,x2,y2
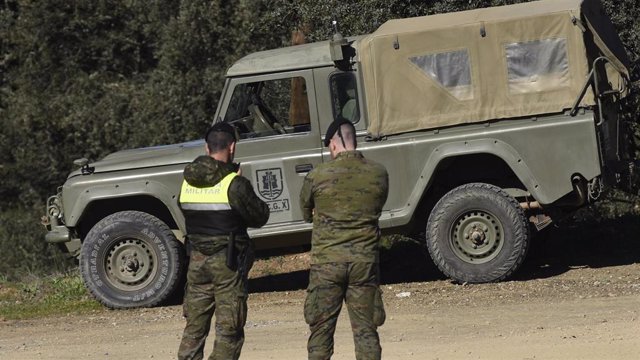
[
  {"x1": 180, "y1": 172, "x2": 237, "y2": 211},
  {"x1": 179, "y1": 172, "x2": 244, "y2": 236}
]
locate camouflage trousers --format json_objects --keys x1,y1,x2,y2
[
  {"x1": 178, "y1": 247, "x2": 254, "y2": 360},
  {"x1": 304, "y1": 262, "x2": 386, "y2": 360}
]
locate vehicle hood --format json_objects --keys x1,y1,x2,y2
[{"x1": 69, "y1": 140, "x2": 205, "y2": 177}]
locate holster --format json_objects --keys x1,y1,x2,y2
[
  {"x1": 226, "y1": 232, "x2": 236, "y2": 270},
  {"x1": 184, "y1": 236, "x2": 192, "y2": 257}
]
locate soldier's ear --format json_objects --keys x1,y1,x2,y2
[
  {"x1": 328, "y1": 138, "x2": 338, "y2": 158},
  {"x1": 205, "y1": 143, "x2": 211, "y2": 156}
]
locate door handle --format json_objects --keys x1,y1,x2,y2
[{"x1": 295, "y1": 164, "x2": 313, "y2": 173}]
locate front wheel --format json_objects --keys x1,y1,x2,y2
[
  {"x1": 426, "y1": 183, "x2": 530, "y2": 283},
  {"x1": 80, "y1": 211, "x2": 186, "y2": 309}
]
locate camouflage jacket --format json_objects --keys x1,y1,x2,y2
[
  {"x1": 182, "y1": 155, "x2": 270, "y2": 251},
  {"x1": 300, "y1": 151, "x2": 389, "y2": 264}
]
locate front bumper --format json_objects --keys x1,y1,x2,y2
[
  {"x1": 44, "y1": 225, "x2": 71, "y2": 243},
  {"x1": 42, "y1": 192, "x2": 82, "y2": 257},
  {"x1": 42, "y1": 193, "x2": 66, "y2": 240}
]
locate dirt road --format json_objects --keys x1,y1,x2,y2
[
  {"x1": 1, "y1": 218, "x2": 640, "y2": 359},
  {"x1": 1, "y1": 264, "x2": 639, "y2": 359}
]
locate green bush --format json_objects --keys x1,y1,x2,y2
[{"x1": 0, "y1": 205, "x2": 74, "y2": 281}]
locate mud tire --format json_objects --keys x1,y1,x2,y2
[
  {"x1": 80, "y1": 211, "x2": 185, "y2": 309},
  {"x1": 426, "y1": 183, "x2": 530, "y2": 283}
]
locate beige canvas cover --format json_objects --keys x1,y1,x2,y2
[{"x1": 358, "y1": 0, "x2": 630, "y2": 136}]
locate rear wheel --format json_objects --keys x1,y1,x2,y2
[
  {"x1": 426, "y1": 183, "x2": 530, "y2": 283},
  {"x1": 80, "y1": 211, "x2": 186, "y2": 309}
]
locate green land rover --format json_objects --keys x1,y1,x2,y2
[{"x1": 43, "y1": 0, "x2": 636, "y2": 308}]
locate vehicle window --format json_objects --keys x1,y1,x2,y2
[
  {"x1": 505, "y1": 38, "x2": 569, "y2": 94},
  {"x1": 409, "y1": 49, "x2": 473, "y2": 101},
  {"x1": 330, "y1": 72, "x2": 360, "y2": 123},
  {"x1": 224, "y1": 77, "x2": 311, "y2": 139}
]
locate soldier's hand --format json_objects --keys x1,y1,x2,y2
[{"x1": 232, "y1": 162, "x2": 242, "y2": 176}]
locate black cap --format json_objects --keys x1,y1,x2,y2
[
  {"x1": 323, "y1": 119, "x2": 354, "y2": 147},
  {"x1": 205, "y1": 122, "x2": 237, "y2": 142}
]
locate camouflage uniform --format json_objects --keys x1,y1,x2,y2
[
  {"x1": 178, "y1": 155, "x2": 269, "y2": 360},
  {"x1": 300, "y1": 150, "x2": 389, "y2": 360}
]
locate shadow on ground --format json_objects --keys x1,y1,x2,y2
[
  {"x1": 515, "y1": 214, "x2": 640, "y2": 281},
  {"x1": 247, "y1": 215, "x2": 640, "y2": 293},
  {"x1": 248, "y1": 239, "x2": 443, "y2": 294},
  {"x1": 249, "y1": 269, "x2": 309, "y2": 293}
]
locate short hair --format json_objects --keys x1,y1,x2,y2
[
  {"x1": 324, "y1": 119, "x2": 356, "y2": 147},
  {"x1": 335, "y1": 122, "x2": 356, "y2": 149},
  {"x1": 205, "y1": 123, "x2": 236, "y2": 152}
]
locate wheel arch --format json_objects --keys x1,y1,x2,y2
[
  {"x1": 408, "y1": 148, "x2": 532, "y2": 234},
  {"x1": 426, "y1": 139, "x2": 540, "y2": 195},
  {"x1": 76, "y1": 195, "x2": 183, "y2": 241},
  {"x1": 431, "y1": 153, "x2": 527, "y2": 193}
]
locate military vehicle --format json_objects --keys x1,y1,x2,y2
[{"x1": 42, "y1": 0, "x2": 636, "y2": 308}]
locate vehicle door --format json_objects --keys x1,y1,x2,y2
[{"x1": 218, "y1": 69, "x2": 322, "y2": 237}]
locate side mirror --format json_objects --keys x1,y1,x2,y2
[
  {"x1": 73, "y1": 158, "x2": 89, "y2": 167},
  {"x1": 73, "y1": 158, "x2": 95, "y2": 175}
]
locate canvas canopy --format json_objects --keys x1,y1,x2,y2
[{"x1": 358, "y1": 0, "x2": 630, "y2": 137}]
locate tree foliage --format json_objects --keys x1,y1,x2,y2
[{"x1": 0, "y1": 0, "x2": 638, "y2": 279}]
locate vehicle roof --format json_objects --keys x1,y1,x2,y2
[
  {"x1": 375, "y1": 0, "x2": 584, "y2": 35},
  {"x1": 226, "y1": 36, "x2": 366, "y2": 77},
  {"x1": 227, "y1": 41, "x2": 332, "y2": 77},
  {"x1": 371, "y1": 0, "x2": 627, "y2": 71}
]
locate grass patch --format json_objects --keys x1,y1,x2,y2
[{"x1": 0, "y1": 271, "x2": 103, "y2": 320}]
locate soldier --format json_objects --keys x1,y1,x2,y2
[
  {"x1": 299, "y1": 119, "x2": 389, "y2": 360},
  {"x1": 178, "y1": 122, "x2": 270, "y2": 360}
]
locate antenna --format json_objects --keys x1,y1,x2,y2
[
  {"x1": 330, "y1": 16, "x2": 347, "y2": 62},
  {"x1": 332, "y1": 19, "x2": 339, "y2": 35}
]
